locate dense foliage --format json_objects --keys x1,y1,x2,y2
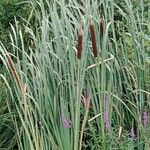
[
  {"x1": 0, "y1": 0, "x2": 150, "y2": 149},
  {"x1": 0, "y1": 0, "x2": 30, "y2": 48}
]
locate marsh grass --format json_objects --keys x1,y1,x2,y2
[{"x1": 0, "y1": 0, "x2": 150, "y2": 149}]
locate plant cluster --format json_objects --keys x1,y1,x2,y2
[{"x1": 0, "y1": 0, "x2": 150, "y2": 149}]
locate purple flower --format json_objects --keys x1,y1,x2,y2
[
  {"x1": 129, "y1": 126, "x2": 135, "y2": 139},
  {"x1": 60, "y1": 113, "x2": 71, "y2": 128},
  {"x1": 103, "y1": 95, "x2": 111, "y2": 131},
  {"x1": 104, "y1": 111, "x2": 111, "y2": 131},
  {"x1": 143, "y1": 110, "x2": 148, "y2": 128},
  {"x1": 104, "y1": 95, "x2": 109, "y2": 110}
]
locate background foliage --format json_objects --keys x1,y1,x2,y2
[{"x1": 0, "y1": 0, "x2": 30, "y2": 47}]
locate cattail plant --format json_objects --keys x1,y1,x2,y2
[
  {"x1": 89, "y1": 17, "x2": 98, "y2": 57},
  {"x1": 76, "y1": 23, "x2": 83, "y2": 59}
]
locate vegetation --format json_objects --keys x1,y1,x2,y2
[
  {"x1": 0, "y1": 0, "x2": 150, "y2": 149},
  {"x1": 0, "y1": 0, "x2": 30, "y2": 46}
]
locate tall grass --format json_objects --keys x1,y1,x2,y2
[{"x1": 0, "y1": 0, "x2": 150, "y2": 149}]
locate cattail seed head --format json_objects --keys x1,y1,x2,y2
[
  {"x1": 6, "y1": 54, "x2": 24, "y2": 94},
  {"x1": 76, "y1": 24, "x2": 83, "y2": 59},
  {"x1": 89, "y1": 17, "x2": 98, "y2": 57},
  {"x1": 100, "y1": 18, "x2": 105, "y2": 38},
  {"x1": 7, "y1": 54, "x2": 16, "y2": 72}
]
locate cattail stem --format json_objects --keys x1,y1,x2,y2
[{"x1": 89, "y1": 18, "x2": 98, "y2": 57}]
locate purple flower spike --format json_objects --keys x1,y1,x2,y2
[
  {"x1": 129, "y1": 126, "x2": 135, "y2": 139},
  {"x1": 143, "y1": 110, "x2": 148, "y2": 128},
  {"x1": 61, "y1": 113, "x2": 71, "y2": 128},
  {"x1": 103, "y1": 95, "x2": 111, "y2": 131},
  {"x1": 104, "y1": 111, "x2": 111, "y2": 131}
]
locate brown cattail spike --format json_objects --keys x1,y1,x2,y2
[
  {"x1": 76, "y1": 24, "x2": 83, "y2": 59},
  {"x1": 7, "y1": 54, "x2": 16, "y2": 72},
  {"x1": 6, "y1": 54, "x2": 24, "y2": 94},
  {"x1": 100, "y1": 18, "x2": 105, "y2": 38},
  {"x1": 89, "y1": 18, "x2": 98, "y2": 57}
]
